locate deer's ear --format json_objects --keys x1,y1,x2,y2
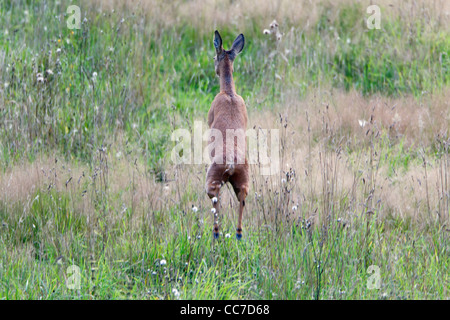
[
  {"x1": 214, "y1": 30, "x2": 223, "y2": 55},
  {"x1": 229, "y1": 34, "x2": 244, "y2": 59}
]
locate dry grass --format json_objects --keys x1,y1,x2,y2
[
  {"x1": 250, "y1": 87, "x2": 449, "y2": 222},
  {"x1": 2, "y1": 88, "x2": 448, "y2": 230},
  {"x1": 254, "y1": 87, "x2": 450, "y2": 148},
  {"x1": 87, "y1": 0, "x2": 450, "y2": 32}
]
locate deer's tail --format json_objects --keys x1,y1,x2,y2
[{"x1": 222, "y1": 163, "x2": 235, "y2": 180}]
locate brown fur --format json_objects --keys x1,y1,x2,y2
[{"x1": 206, "y1": 31, "x2": 249, "y2": 239}]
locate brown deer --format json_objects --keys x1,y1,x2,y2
[{"x1": 205, "y1": 30, "x2": 249, "y2": 240}]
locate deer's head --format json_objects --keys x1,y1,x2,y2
[{"x1": 213, "y1": 30, "x2": 245, "y2": 77}]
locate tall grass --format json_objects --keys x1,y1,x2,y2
[
  {"x1": 1, "y1": 96, "x2": 448, "y2": 299},
  {"x1": 0, "y1": 0, "x2": 449, "y2": 300},
  {"x1": 0, "y1": 0, "x2": 448, "y2": 168}
]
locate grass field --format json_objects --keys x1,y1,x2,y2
[{"x1": 0, "y1": 0, "x2": 449, "y2": 299}]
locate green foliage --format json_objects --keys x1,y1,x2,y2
[
  {"x1": 1, "y1": 186, "x2": 448, "y2": 299},
  {"x1": 0, "y1": 1, "x2": 448, "y2": 169}
]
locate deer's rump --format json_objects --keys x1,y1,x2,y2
[{"x1": 207, "y1": 126, "x2": 247, "y2": 166}]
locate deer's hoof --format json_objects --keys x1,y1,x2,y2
[{"x1": 236, "y1": 228, "x2": 242, "y2": 240}]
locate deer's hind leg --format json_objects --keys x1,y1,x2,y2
[
  {"x1": 229, "y1": 163, "x2": 249, "y2": 240},
  {"x1": 205, "y1": 163, "x2": 226, "y2": 239}
]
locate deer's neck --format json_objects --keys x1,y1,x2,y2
[{"x1": 219, "y1": 62, "x2": 235, "y2": 95}]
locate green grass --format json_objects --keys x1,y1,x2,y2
[
  {"x1": 1, "y1": 184, "x2": 448, "y2": 299},
  {"x1": 0, "y1": 0, "x2": 449, "y2": 167},
  {"x1": 0, "y1": 0, "x2": 449, "y2": 300}
]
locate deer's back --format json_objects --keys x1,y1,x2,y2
[
  {"x1": 209, "y1": 93, "x2": 248, "y2": 165},
  {"x1": 211, "y1": 93, "x2": 247, "y2": 131}
]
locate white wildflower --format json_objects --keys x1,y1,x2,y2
[
  {"x1": 192, "y1": 206, "x2": 198, "y2": 213},
  {"x1": 225, "y1": 233, "x2": 231, "y2": 238},
  {"x1": 172, "y1": 288, "x2": 180, "y2": 298},
  {"x1": 160, "y1": 259, "x2": 167, "y2": 266},
  {"x1": 263, "y1": 20, "x2": 282, "y2": 42}
]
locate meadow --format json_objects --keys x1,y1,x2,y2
[{"x1": 0, "y1": 0, "x2": 449, "y2": 299}]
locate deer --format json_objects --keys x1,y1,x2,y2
[{"x1": 205, "y1": 30, "x2": 249, "y2": 240}]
